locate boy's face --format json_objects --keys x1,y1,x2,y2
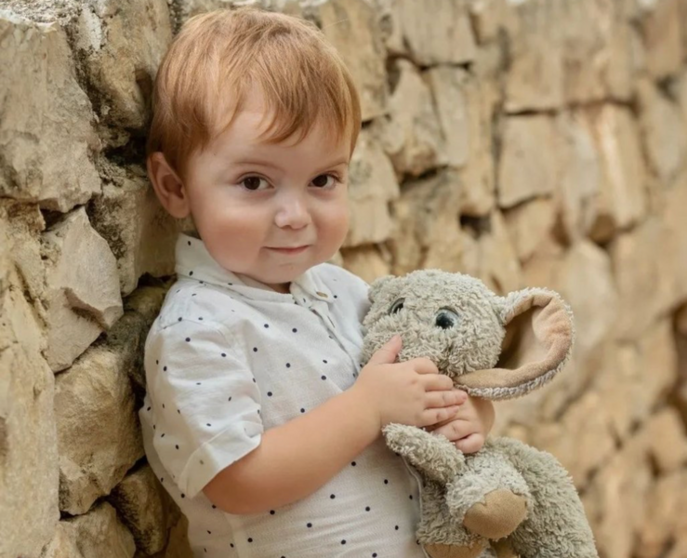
[{"x1": 177, "y1": 90, "x2": 351, "y2": 293}]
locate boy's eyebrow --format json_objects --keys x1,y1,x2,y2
[{"x1": 233, "y1": 158, "x2": 350, "y2": 172}]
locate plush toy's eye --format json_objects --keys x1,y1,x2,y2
[
  {"x1": 389, "y1": 298, "x2": 405, "y2": 315},
  {"x1": 435, "y1": 308, "x2": 459, "y2": 329}
]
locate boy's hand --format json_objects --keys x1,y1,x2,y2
[
  {"x1": 426, "y1": 394, "x2": 495, "y2": 454},
  {"x1": 353, "y1": 335, "x2": 467, "y2": 429}
]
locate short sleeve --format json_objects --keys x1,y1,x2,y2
[{"x1": 144, "y1": 318, "x2": 263, "y2": 499}]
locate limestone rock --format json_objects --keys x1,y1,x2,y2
[
  {"x1": 636, "y1": 471, "x2": 687, "y2": 558},
  {"x1": 55, "y1": 343, "x2": 144, "y2": 515},
  {"x1": 40, "y1": 522, "x2": 81, "y2": 558},
  {"x1": 637, "y1": 79, "x2": 687, "y2": 185},
  {"x1": 554, "y1": 112, "x2": 601, "y2": 242},
  {"x1": 658, "y1": 173, "x2": 687, "y2": 308},
  {"x1": 426, "y1": 67, "x2": 470, "y2": 169},
  {"x1": 468, "y1": 210, "x2": 523, "y2": 296},
  {"x1": 49, "y1": 502, "x2": 136, "y2": 558},
  {"x1": 161, "y1": 514, "x2": 193, "y2": 558},
  {"x1": 586, "y1": 105, "x2": 647, "y2": 242},
  {"x1": 314, "y1": 0, "x2": 388, "y2": 121},
  {"x1": 0, "y1": 285, "x2": 60, "y2": 558},
  {"x1": 536, "y1": 241, "x2": 618, "y2": 421},
  {"x1": 108, "y1": 464, "x2": 179, "y2": 555},
  {"x1": 89, "y1": 165, "x2": 181, "y2": 296},
  {"x1": 497, "y1": 115, "x2": 558, "y2": 209},
  {"x1": 589, "y1": 433, "x2": 652, "y2": 558},
  {"x1": 70, "y1": 0, "x2": 174, "y2": 131},
  {"x1": 609, "y1": 221, "x2": 669, "y2": 341},
  {"x1": 389, "y1": 169, "x2": 463, "y2": 275},
  {"x1": 381, "y1": 60, "x2": 447, "y2": 177},
  {"x1": 560, "y1": 0, "x2": 634, "y2": 103},
  {"x1": 531, "y1": 390, "x2": 615, "y2": 487},
  {"x1": 344, "y1": 128, "x2": 399, "y2": 248},
  {"x1": 341, "y1": 245, "x2": 391, "y2": 285},
  {"x1": 638, "y1": 0, "x2": 684, "y2": 81},
  {"x1": 643, "y1": 409, "x2": 687, "y2": 474},
  {"x1": 390, "y1": 0, "x2": 476, "y2": 66},
  {"x1": 503, "y1": 198, "x2": 556, "y2": 264},
  {"x1": 0, "y1": 15, "x2": 101, "y2": 212},
  {"x1": 503, "y1": 0, "x2": 564, "y2": 112},
  {"x1": 42, "y1": 207, "x2": 124, "y2": 372},
  {"x1": 467, "y1": 0, "x2": 507, "y2": 45},
  {"x1": 455, "y1": 53, "x2": 499, "y2": 217}
]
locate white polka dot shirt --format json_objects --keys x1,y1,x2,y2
[{"x1": 139, "y1": 233, "x2": 427, "y2": 558}]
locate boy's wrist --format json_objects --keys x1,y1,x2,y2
[{"x1": 345, "y1": 383, "x2": 383, "y2": 437}]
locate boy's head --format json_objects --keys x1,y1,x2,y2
[{"x1": 147, "y1": 8, "x2": 361, "y2": 292}]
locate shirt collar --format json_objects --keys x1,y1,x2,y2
[{"x1": 174, "y1": 233, "x2": 334, "y2": 304}]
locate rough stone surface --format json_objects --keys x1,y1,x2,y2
[
  {"x1": 555, "y1": 112, "x2": 601, "y2": 242},
  {"x1": 426, "y1": 66, "x2": 470, "y2": 169},
  {"x1": 89, "y1": 165, "x2": 181, "y2": 295},
  {"x1": 0, "y1": 206, "x2": 60, "y2": 558},
  {"x1": 637, "y1": 79, "x2": 687, "y2": 185},
  {"x1": 497, "y1": 115, "x2": 558, "y2": 208},
  {"x1": 55, "y1": 342, "x2": 144, "y2": 515},
  {"x1": 389, "y1": 0, "x2": 476, "y2": 66},
  {"x1": 108, "y1": 464, "x2": 179, "y2": 555},
  {"x1": 0, "y1": 15, "x2": 101, "y2": 212},
  {"x1": 381, "y1": 59, "x2": 447, "y2": 177},
  {"x1": 344, "y1": 128, "x2": 399, "y2": 247},
  {"x1": 639, "y1": 0, "x2": 684, "y2": 81},
  {"x1": 587, "y1": 105, "x2": 648, "y2": 242},
  {"x1": 560, "y1": 0, "x2": 634, "y2": 103},
  {"x1": 70, "y1": 0, "x2": 174, "y2": 133},
  {"x1": 389, "y1": 169, "x2": 463, "y2": 275},
  {"x1": 41, "y1": 207, "x2": 124, "y2": 372},
  {"x1": 314, "y1": 0, "x2": 388, "y2": 121},
  {"x1": 47, "y1": 502, "x2": 136, "y2": 558},
  {"x1": 503, "y1": 0, "x2": 564, "y2": 112}
]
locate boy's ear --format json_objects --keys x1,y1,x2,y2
[{"x1": 147, "y1": 152, "x2": 191, "y2": 219}]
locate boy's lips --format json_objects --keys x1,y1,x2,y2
[{"x1": 266, "y1": 245, "x2": 310, "y2": 255}]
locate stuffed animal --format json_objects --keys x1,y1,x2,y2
[{"x1": 360, "y1": 269, "x2": 599, "y2": 558}]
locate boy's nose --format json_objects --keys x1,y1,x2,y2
[{"x1": 274, "y1": 196, "x2": 311, "y2": 229}]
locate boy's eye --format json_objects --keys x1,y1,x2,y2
[
  {"x1": 241, "y1": 176, "x2": 269, "y2": 191},
  {"x1": 311, "y1": 174, "x2": 336, "y2": 188}
]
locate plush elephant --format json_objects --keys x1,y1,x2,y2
[{"x1": 360, "y1": 269, "x2": 599, "y2": 558}]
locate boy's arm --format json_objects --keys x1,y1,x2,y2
[
  {"x1": 203, "y1": 387, "x2": 379, "y2": 514},
  {"x1": 204, "y1": 335, "x2": 464, "y2": 515}
]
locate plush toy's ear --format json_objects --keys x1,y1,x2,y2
[
  {"x1": 368, "y1": 275, "x2": 396, "y2": 303},
  {"x1": 457, "y1": 288, "x2": 574, "y2": 400}
]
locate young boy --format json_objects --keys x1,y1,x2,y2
[{"x1": 140, "y1": 7, "x2": 495, "y2": 557}]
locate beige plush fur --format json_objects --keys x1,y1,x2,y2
[{"x1": 360, "y1": 270, "x2": 598, "y2": 558}]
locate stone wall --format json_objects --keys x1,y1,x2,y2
[{"x1": 1, "y1": 0, "x2": 686, "y2": 557}]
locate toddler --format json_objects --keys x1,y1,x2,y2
[{"x1": 139, "y1": 7, "x2": 495, "y2": 558}]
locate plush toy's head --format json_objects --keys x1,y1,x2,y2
[{"x1": 361, "y1": 269, "x2": 575, "y2": 400}]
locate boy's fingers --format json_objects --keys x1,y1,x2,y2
[
  {"x1": 454, "y1": 433, "x2": 485, "y2": 454},
  {"x1": 421, "y1": 373, "x2": 454, "y2": 391},
  {"x1": 424, "y1": 390, "x2": 465, "y2": 409},
  {"x1": 429, "y1": 419, "x2": 471, "y2": 441},
  {"x1": 420, "y1": 404, "x2": 461, "y2": 426},
  {"x1": 367, "y1": 335, "x2": 402, "y2": 366},
  {"x1": 408, "y1": 357, "x2": 439, "y2": 375}
]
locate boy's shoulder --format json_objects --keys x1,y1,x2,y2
[{"x1": 153, "y1": 278, "x2": 247, "y2": 332}]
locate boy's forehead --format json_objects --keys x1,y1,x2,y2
[{"x1": 207, "y1": 106, "x2": 351, "y2": 161}]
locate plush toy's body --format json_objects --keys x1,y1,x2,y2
[{"x1": 360, "y1": 270, "x2": 598, "y2": 558}]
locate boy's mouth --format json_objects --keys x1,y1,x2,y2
[{"x1": 266, "y1": 245, "x2": 310, "y2": 255}]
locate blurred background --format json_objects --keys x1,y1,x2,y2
[{"x1": 1, "y1": 0, "x2": 686, "y2": 557}]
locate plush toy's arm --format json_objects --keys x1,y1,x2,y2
[{"x1": 383, "y1": 423, "x2": 465, "y2": 484}]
